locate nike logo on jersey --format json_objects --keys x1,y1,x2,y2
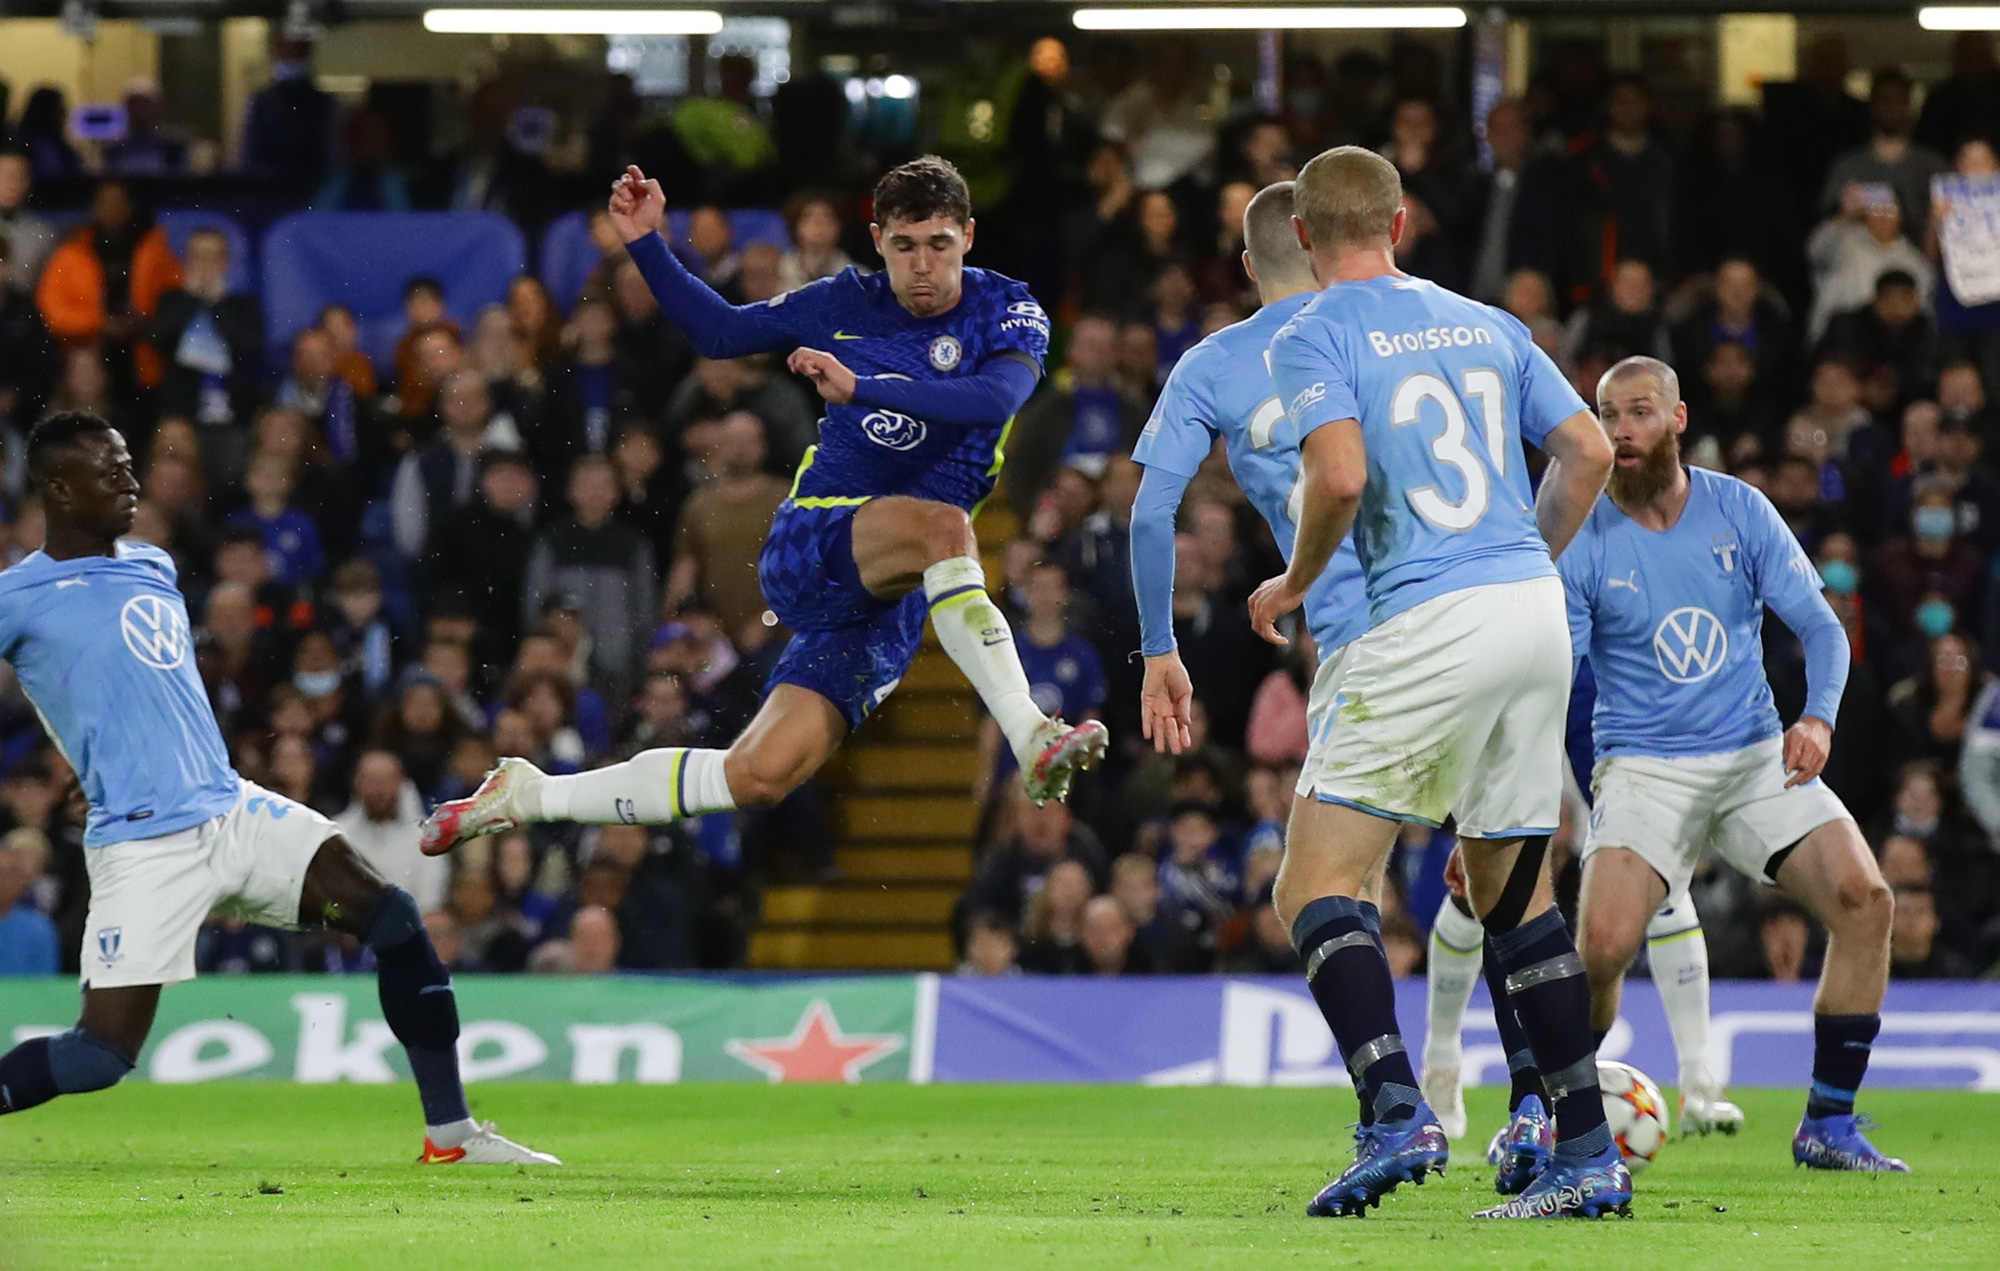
[
  {"x1": 833, "y1": 331, "x2": 865, "y2": 341},
  {"x1": 1606, "y1": 571, "x2": 1639, "y2": 592},
  {"x1": 55, "y1": 579, "x2": 89, "y2": 589}
]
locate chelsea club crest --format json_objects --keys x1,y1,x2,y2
[{"x1": 929, "y1": 335, "x2": 963, "y2": 372}]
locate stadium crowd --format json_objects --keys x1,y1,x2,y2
[{"x1": 2, "y1": 30, "x2": 2000, "y2": 983}]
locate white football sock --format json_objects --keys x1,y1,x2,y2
[
  {"x1": 427, "y1": 1117, "x2": 478, "y2": 1148},
  {"x1": 1424, "y1": 896, "x2": 1485, "y2": 1073},
  {"x1": 530, "y1": 748, "x2": 736, "y2": 822},
  {"x1": 1646, "y1": 890, "x2": 1713, "y2": 1090},
  {"x1": 924, "y1": 556, "x2": 1047, "y2": 758}
]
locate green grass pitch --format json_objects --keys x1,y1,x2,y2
[{"x1": 2, "y1": 1085, "x2": 1992, "y2": 1268}]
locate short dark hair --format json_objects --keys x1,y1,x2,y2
[
  {"x1": 1876, "y1": 268, "x2": 1919, "y2": 294},
  {"x1": 26, "y1": 411, "x2": 116, "y2": 489},
  {"x1": 404, "y1": 275, "x2": 444, "y2": 301},
  {"x1": 872, "y1": 155, "x2": 972, "y2": 227}
]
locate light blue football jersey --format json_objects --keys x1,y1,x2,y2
[
  {"x1": 1133, "y1": 292, "x2": 1368, "y2": 657},
  {"x1": 1268, "y1": 275, "x2": 1589, "y2": 627},
  {"x1": 0, "y1": 541, "x2": 239, "y2": 847},
  {"x1": 1559, "y1": 467, "x2": 1849, "y2": 761}
]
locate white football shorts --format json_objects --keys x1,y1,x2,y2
[
  {"x1": 1296, "y1": 575, "x2": 1571, "y2": 839},
  {"x1": 80, "y1": 779, "x2": 339, "y2": 989},
  {"x1": 1583, "y1": 737, "x2": 1851, "y2": 895}
]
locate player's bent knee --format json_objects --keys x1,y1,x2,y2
[
  {"x1": 1579, "y1": 923, "x2": 1641, "y2": 983},
  {"x1": 50, "y1": 1028, "x2": 135, "y2": 1095},
  {"x1": 361, "y1": 885, "x2": 425, "y2": 952},
  {"x1": 915, "y1": 503, "x2": 974, "y2": 563},
  {"x1": 1833, "y1": 874, "x2": 1894, "y2": 936}
]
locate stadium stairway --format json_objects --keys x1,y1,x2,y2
[{"x1": 746, "y1": 502, "x2": 1018, "y2": 970}]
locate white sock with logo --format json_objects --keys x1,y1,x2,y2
[
  {"x1": 1645, "y1": 890, "x2": 1714, "y2": 1091},
  {"x1": 528, "y1": 748, "x2": 736, "y2": 822},
  {"x1": 427, "y1": 1117, "x2": 478, "y2": 1149},
  {"x1": 923, "y1": 556, "x2": 1046, "y2": 758},
  {"x1": 1424, "y1": 896, "x2": 1486, "y2": 1074}
]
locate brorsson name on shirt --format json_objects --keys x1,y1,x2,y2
[{"x1": 1367, "y1": 324, "x2": 1497, "y2": 357}]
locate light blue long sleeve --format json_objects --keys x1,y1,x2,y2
[{"x1": 1131, "y1": 462, "x2": 1193, "y2": 656}]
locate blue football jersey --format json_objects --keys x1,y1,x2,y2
[
  {"x1": 1268, "y1": 275, "x2": 1589, "y2": 627},
  {"x1": 0, "y1": 542, "x2": 238, "y2": 847},
  {"x1": 753, "y1": 266, "x2": 1049, "y2": 511},
  {"x1": 1133, "y1": 292, "x2": 1368, "y2": 657},
  {"x1": 1560, "y1": 467, "x2": 1844, "y2": 761}
]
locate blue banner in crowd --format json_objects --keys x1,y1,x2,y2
[{"x1": 926, "y1": 977, "x2": 2000, "y2": 1090}]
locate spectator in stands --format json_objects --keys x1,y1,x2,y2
[
  {"x1": 0, "y1": 836, "x2": 57, "y2": 975},
  {"x1": 1009, "y1": 315, "x2": 1146, "y2": 515},
  {"x1": 0, "y1": 235, "x2": 57, "y2": 429},
  {"x1": 1078, "y1": 895, "x2": 1139, "y2": 976},
  {"x1": 333, "y1": 749, "x2": 446, "y2": 913},
  {"x1": 1101, "y1": 38, "x2": 1215, "y2": 193},
  {"x1": 1808, "y1": 179, "x2": 1934, "y2": 341},
  {"x1": 434, "y1": 81, "x2": 548, "y2": 221},
  {"x1": 238, "y1": 37, "x2": 336, "y2": 184},
  {"x1": 1754, "y1": 893, "x2": 1814, "y2": 982},
  {"x1": 1680, "y1": 109, "x2": 1801, "y2": 289},
  {"x1": 957, "y1": 911, "x2": 1023, "y2": 977},
  {"x1": 1672, "y1": 257, "x2": 1799, "y2": 400},
  {"x1": 1469, "y1": 98, "x2": 1564, "y2": 305},
  {"x1": 373, "y1": 674, "x2": 474, "y2": 801},
  {"x1": 1219, "y1": 888, "x2": 1301, "y2": 974},
  {"x1": 1019, "y1": 858, "x2": 1093, "y2": 974},
  {"x1": 391, "y1": 277, "x2": 459, "y2": 417},
  {"x1": 1823, "y1": 67, "x2": 1949, "y2": 234},
  {"x1": 509, "y1": 276, "x2": 563, "y2": 375},
  {"x1": 36, "y1": 181, "x2": 181, "y2": 391},
  {"x1": 227, "y1": 455, "x2": 326, "y2": 585},
  {"x1": 391, "y1": 369, "x2": 506, "y2": 557},
  {"x1": 591, "y1": 824, "x2": 698, "y2": 970},
  {"x1": 312, "y1": 108, "x2": 413, "y2": 212},
  {"x1": 1563, "y1": 259, "x2": 1671, "y2": 366},
  {"x1": 976, "y1": 561, "x2": 1106, "y2": 807},
  {"x1": 523, "y1": 455, "x2": 657, "y2": 695},
  {"x1": 673, "y1": 55, "x2": 778, "y2": 199},
  {"x1": 424, "y1": 450, "x2": 538, "y2": 666},
  {"x1": 966, "y1": 786, "x2": 1110, "y2": 922},
  {"x1": 1244, "y1": 639, "x2": 1312, "y2": 767},
  {"x1": 664, "y1": 413, "x2": 785, "y2": 642},
  {"x1": 1870, "y1": 479, "x2": 1985, "y2": 675},
  {"x1": 685, "y1": 207, "x2": 742, "y2": 293},
  {"x1": 1688, "y1": 342, "x2": 1778, "y2": 455},
  {"x1": 610, "y1": 419, "x2": 683, "y2": 568},
  {"x1": 1569, "y1": 75, "x2": 1677, "y2": 295},
  {"x1": 316, "y1": 304, "x2": 376, "y2": 397},
  {"x1": 0, "y1": 149, "x2": 55, "y2": 290},
  {"x1": 1890, "y1": 884, "x2": 1975, "y2": 977},
  {"x1": 104, "y1": 80, "x2": 189, "y2": 177},
  {"x1": 1150, "y1": 263, "x2": 1201, "y2": 381},
  {"x1": 1820, "y1": 268, "x2": 1937, "y2": 405},
  {"x1": 569, "y1": 905, "x2": 621, "y2": 974},
  {"x1": 778, "y1": 191, "x2": 855, "y2": 292},
  {"x1": 663, "y1": 355, "x2": 814, "y2": 472},
  {"x1": 12, "y1": 88, "x2": 81, "y2": 182},
  {"x1": 1888, "y1": 631, "x2": 1988, "y2": 770},
  {"x1": 1383, "y1": 97, "x2": 1477, "y2": 292},
  {"x1": 543, "y1": 297, "x2": 631, "y2": 472},
  {"x1": 278, "y1": 327, "x2": 367, "y2": 470}
]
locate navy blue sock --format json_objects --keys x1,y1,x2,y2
[
  {"x1": 0, "y1": 1036, "x2": 57, "y2": 1115},
  {"x1": 1806, "y1": 1013, "x2": 1880, "y2": 1119},
  {"x1": 1490, "y1": 908, "x2": 1611, "y2": 1159},
  {"x1": 1483, "y1": 940, "x2": 1542, "y2": 1113},
  {"x1": 366, "y1": 888, "x2": 471, "y2": 1128},
  {"x1": 1353, "y1": 902, "x2": 1384, "y2": 1128},
  {"x1": 1291, "y1": 896, "x2": 1421, "y2": 1125}
]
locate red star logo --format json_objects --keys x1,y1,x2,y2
[{"x1": 725, "y1": 999, "x2": 905, "y2": 1083}]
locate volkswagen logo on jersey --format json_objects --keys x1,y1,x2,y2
[
  {"x1": 929, "y1": 335, "x2": 963, "y2": 371},
  {"x1": 1653, "y1": 606, "x2": 1729, "y2": 683},
  {"x1": 120, "y1": 594, "x2": 189, "y2": 670},
  {"x1": 861, "y1": 409, "x2": 928, "y2": 451}
]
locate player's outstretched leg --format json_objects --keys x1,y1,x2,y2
[
  {"x1": 1466, "y1": 836, "x2": 1630, "y2": 1220},
  {"x1": 1644, "y1": 892, "x2": 1741, "y2": 1136},
  {"x1": 1420, "y1": 894, "x2": 1482, "y2": 1140},
  {"x1": 306, "y1": 842, "x2": 557, "y2": 1164},
  {"x1": 423, "y1": 687, "x2": 843, "y2": 854},
  {"x1": 1280, "y1": 801, "x2": 1447, "y2": 1218},
  {"x1": 0, "y1": 988, "x2": 145, "y2": 1117},
  {"x1": 1483, "y1": 940, "x2": 1553, "y2": 1194},
  {"x1": 1777, "y1": 820, "x2": 1909, "y2": 1173}
]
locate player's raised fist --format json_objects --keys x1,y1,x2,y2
[{"x1": 608, "y1": 164, "x2": 667, "y2": 243}]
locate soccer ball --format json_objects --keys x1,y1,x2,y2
[{"x1": 1598, "y1": 1059, "x2": 1668, "y2": 1174}]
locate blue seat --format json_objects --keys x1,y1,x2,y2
[
  {"x1": 261, "y1": 211, "x2": 528, "y2": 372},
  {"x1": 539, "y1": 210, "x2": 599, "y2": 312}
]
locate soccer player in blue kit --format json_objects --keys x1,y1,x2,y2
[
  {"x1": 1248, "y1": 147, "x2": 1623, "y2": 1219},
  {"x1": 1130, "y1": 180, "x2": 1367, "y2": 757},
  {"x1": 0, "y1": 413, "x2": 555, "y2": 1166},
  {"x1": 424, "y1": 159, "x2": 1105, "y2": 852},
  {"x1": 1568, "y1": 357, "x2": 1907, "y2": 1173}
]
